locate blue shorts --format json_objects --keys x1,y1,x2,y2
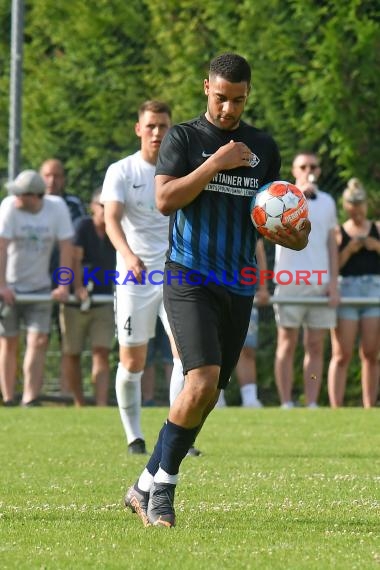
[
  {"x1": 337, "y1": 275, "x2": 380, "y2": 320},
  {"x1": 244, "y1": 308, "x2": 258, "y2": 348}
]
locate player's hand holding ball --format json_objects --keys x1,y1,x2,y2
[
  {"x1": 269, "y1": 220, "x2": 311, "y2": 251},
  {"x1": 250, "y1": 180, "x2": 311, "y2": 251}
]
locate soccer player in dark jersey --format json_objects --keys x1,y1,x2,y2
[{"x1": 125, "y1": 52, "x2": 311, "y2": 528}]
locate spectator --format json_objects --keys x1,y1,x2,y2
[
  {"x1": 0, "y1": 170, "x2": 73, "y2": 406},
  {"x1": 235, "y1": 239, "x2": 270, "y2": 407},
  {"x1": 274, "y1": 151, "x2": 339, "y2": 408},
  {"x1": 102, "y1": 100, "x2": 176, "y2": 454},
  {"x1": 40, "y1": 157, "x2": 86, "y2": 281},
  {"x1": 142, "y1": 318, "x2": 173, "y2": 407},
  {"x1": 40, "y1": 158, "x2": 86, "y2": 221},
  {"x1": 217, "y1": 307, "x2": 265, "y2": 409},
  {"x1": 214, "y1": 238, "x2": 270, "y2": 408},
  {"x1": 59, "y1": 188, "x2": 116, "y2": 406},
  {"x1": 40, "y1": 158, "x2": 86, "y2": 394},
  {"x1": 328, "y1": 178, "x2": 380, "y2": 407}
]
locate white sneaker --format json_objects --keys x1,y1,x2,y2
[
  {"x1": 243, "y1": 399, "x2": 263, "y2": 408},
  {"x1": 281, "y1": 401, "x2": 295, "y2": 409},
  {"x1": 307, "y1": 402, "x2": 319, "y2": 409}
]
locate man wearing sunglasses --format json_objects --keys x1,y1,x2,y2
[{"x1": 273, "y1": 151, "x2": 340, "y2": 409}]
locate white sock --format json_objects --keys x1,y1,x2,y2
[
  {"x1": 154, "y1": 467, "x2": 178, "y2": 486},
  {"x1": 169, "y1": 358, "x2": 184, "y2": 405},
  {"x1": 138, "y1": 468, "x2": 154, "y2": 493},
  {"x1": 215, "y1": 390, "x2": 226, "y2": 408},
  {"x1": 115, "y1": 363, "x2": 143, "y2": 444},
  {"x1": 241, "y1": 383, "x2": 258, "y2": 407}
]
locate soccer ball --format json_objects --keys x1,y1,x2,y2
[{"x1": 250, "y1": 180, "x2": 308, "y2": 238}]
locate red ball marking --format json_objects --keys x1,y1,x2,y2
[
  {"x1": 252, "y1": 205, "x2": 267, "y2": 227},
  {"x1": 281, "y1": 195, "x2": 308, "y2": 228},
  {"x1": 267, "y1": 182, "x2": 289, "y2": 197},
  {"x1": 251, "y1": 181, "x2": 309, "y2": 239}
]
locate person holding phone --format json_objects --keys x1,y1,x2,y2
[{"x1": 328, "y1": 178, "x2": 380, "y2": 408}]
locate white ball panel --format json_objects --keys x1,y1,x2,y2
[{"x1": 265, "y1": 197, "x2": 285, "y2": 217}]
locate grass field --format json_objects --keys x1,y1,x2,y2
[{"x1": 1, "y1": 407, "x2": 379, "y2": 569}]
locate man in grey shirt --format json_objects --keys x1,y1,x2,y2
[{"x1": 0, "y1": 170, "x2": 74, "y2": 406}]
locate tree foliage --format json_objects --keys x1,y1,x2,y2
[{"x1": 0, "y1": 0, "x2": 379, "y2": 208}]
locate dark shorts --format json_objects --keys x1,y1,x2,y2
[
  {"x1": 163, "y1": 262, "x2": 253, "y2": 389},
  {"x1": 146, "y1": 317, "x2": 172, "y2": 367}
]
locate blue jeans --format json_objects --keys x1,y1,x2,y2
[
  {"x1": 244, "y1": 308, "x2": 258, "y2": 348},
  {"x1": 338, "y1": 275, "x2": 380, "y2": 320}
]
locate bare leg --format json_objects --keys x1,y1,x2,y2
[
  {"x1": 328, "y1": 320, "x2": 357, "y2": 407},
  {"x1": 0, "y1": 336, "x2": 18, "y2": 402},
  {"x1": 235, "y1": 346, "x2": 262, "y2": 406},
  {"x1": 92, "y1": 347, "x2": 110, "y2": 406},
  {"x1": 59, "y1": 357, "x2": 71, "y2": 396},
  {"x1": 275, "y1": 327, "x2": 298, "y2": 404},
  {"x1": 169, "y1": 365, "x2": 220, "y2": 428},
  {"x1": 236, "y1": 346, "x2": 257, "y2": 385},
  {"x1": 303, "y1": 328, "x2": 326, "y2": 406},
  {"x1": 359, "y1": 317, "x2": 380, "y2": 408},
  {"x1": 22, "y1": 332, "x2": 49, "y2": 404},
  {"x1": 141, "y1": 364, "x2": 155, "y2": 404},
  {"x1": 62, "y1": 353, "x2": 85, "y2": 406}
]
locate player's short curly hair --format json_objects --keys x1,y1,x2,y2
[{"x1": 209, "y1": 53, "x2": 251, "y2": 85}]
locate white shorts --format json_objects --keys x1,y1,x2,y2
[
  {"x1": 115, "y1": 279, "x2": 170, "y2": 347},
  {"x1": 274, "y1": 283, "x2": 337, "y2": 329}
]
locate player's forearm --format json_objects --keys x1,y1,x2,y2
[
  {"x1": 72, "y1": 246, "x2": 84, "y2": 289},
  {"x1": 328, "y1": 231, "x2": 339, "y2": 284},
  {"x1": 0, "y1": 238, "x2": 9, "y2": 286},
  {"x1": 156, "y1": 158, "x2": 220, "y2": 215},
  {"x1": 104, "y1": 219, "x2": 134, "y2": 259}
]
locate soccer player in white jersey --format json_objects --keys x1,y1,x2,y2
[{"x1": 101, "y1": 100, "x2": 175, "y2": 454}]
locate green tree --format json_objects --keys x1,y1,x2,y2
[
  {"x1": 1, "y1": 0, "x2": 379, "y2": 203},
  {"x1": 143, "y1": 0, "x2": 240, "y2": 122},
  {"x1": 2, "y1": 0, "x2": 153, "y2": 201},
  {"x1": 235, "y1": 0, "x2": 380, "y2": 194}
]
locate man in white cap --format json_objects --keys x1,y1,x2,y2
[{"x1": 0, "y1": 170, "x2": 74, "y2": 406}]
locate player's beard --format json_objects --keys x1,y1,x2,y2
[{"x1": 208, "y1": 109, "x2": 242, "y2": 131}]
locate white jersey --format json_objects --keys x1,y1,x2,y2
[
  {"x1": 0, "y1": 195, "x2": 74, "y2": 292},
  {"x1": 101, "y1": 150, "x2": 169, "y2": 273},
  {"x1": 274, "y1": 189, "x2": 337, "y2": 284}
]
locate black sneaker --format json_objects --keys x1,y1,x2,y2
[
  {"x1": 147, "y1": 482, "x2": 176, "y2": 527},
  {"x1": 128, "y1": 438, "x2": 147, "y2": 455},
  {"x1": 124, "y1": 483, "x2": 150, "y2": 527},
  {"x1": 21, "y1": 398, "x2": 41, "y2": 407},
  {"x1": 186, "y1": 445, "x2": 202, "y2": 457},
  {"x1": 3, "y1": 400, "x2": 17, "y2": 407}
]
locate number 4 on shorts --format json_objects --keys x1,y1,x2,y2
[{"x1": 124, "y1": 316, "x2": 132, "y2": 335}]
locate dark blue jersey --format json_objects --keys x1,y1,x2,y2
[
  {"x1": 63, "y1": 193, "x2": 87, "y2": 222},
  {"x1": 155, "y1": 114, "x2": 281, "y2": 295}
]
